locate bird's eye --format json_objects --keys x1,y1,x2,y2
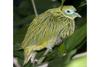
[
  {"x1": 66, "y1": 10, "x2": 70, "y2": 13},
  {"x1": 64, "y1": 10, "x2": 74, "y2": 14}
]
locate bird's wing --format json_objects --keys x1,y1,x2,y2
[{"x1": 21, "y1": 10, "x2": 63, "y2": 49}]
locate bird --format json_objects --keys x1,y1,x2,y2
[{"x1": 21, "y1": 5, "x2": 81, "y2": 65}]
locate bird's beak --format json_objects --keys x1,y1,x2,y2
[{"x1": 75, "y1": 13, "x2": 81, "y2": 18}]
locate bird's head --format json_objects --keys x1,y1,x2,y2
[{"x1": 59, "y1": 6, "x2": 81, "y2": 19}]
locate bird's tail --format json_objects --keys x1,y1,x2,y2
[{"x1": 23, "y1": 46, "x2": 37, "y2": 65}]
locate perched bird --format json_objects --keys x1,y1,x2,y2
[{"x1": 21, "y1": 5, "x2": 81, "y2": 65}]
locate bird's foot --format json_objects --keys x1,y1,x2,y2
[
  {"x1": 30, "y1": 52, "x2": 37, "y2": 64},
  {"x1": 31, "y1": 58, "x2": 38, "y2": 64}
]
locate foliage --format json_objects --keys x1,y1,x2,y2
[
  {"x1": 66, "y1": 54, "x2": 87, "y2": 67},
  {"x1": 14, "y1": 0, "x2": 87, "y2": 67}
]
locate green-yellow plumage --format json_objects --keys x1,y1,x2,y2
[{"x1": 21, "y1": 5, "x2": 81, "y2": 65}]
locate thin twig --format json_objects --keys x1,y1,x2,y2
[
  {"x1": 31, "y1": 0, "x2": 38, "y2": 16},
  {"x1": 60, "y1": 0, "x2": 65, "y2": 9}
]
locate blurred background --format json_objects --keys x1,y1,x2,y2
[{"x1": 14, "y1": 0, "x2": 87, "y2": 67}]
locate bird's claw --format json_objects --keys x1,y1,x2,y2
[{"x1": 31, "y1": 58, "x2": 38, "y2": 64}]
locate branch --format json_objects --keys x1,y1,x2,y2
[{"x1": 31, "y1": 0, "x2": 38, "y2": 16}]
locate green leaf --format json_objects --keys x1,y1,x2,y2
[
  {"x1": 48, "y1": 49, "x2": 77, "y2": 67},
  {"x1": 66, "y1": 54, "x2": 87, "y2": 67},
  {"x1": 64, "y1": 23, "x2": 86, "y2": 52}
]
